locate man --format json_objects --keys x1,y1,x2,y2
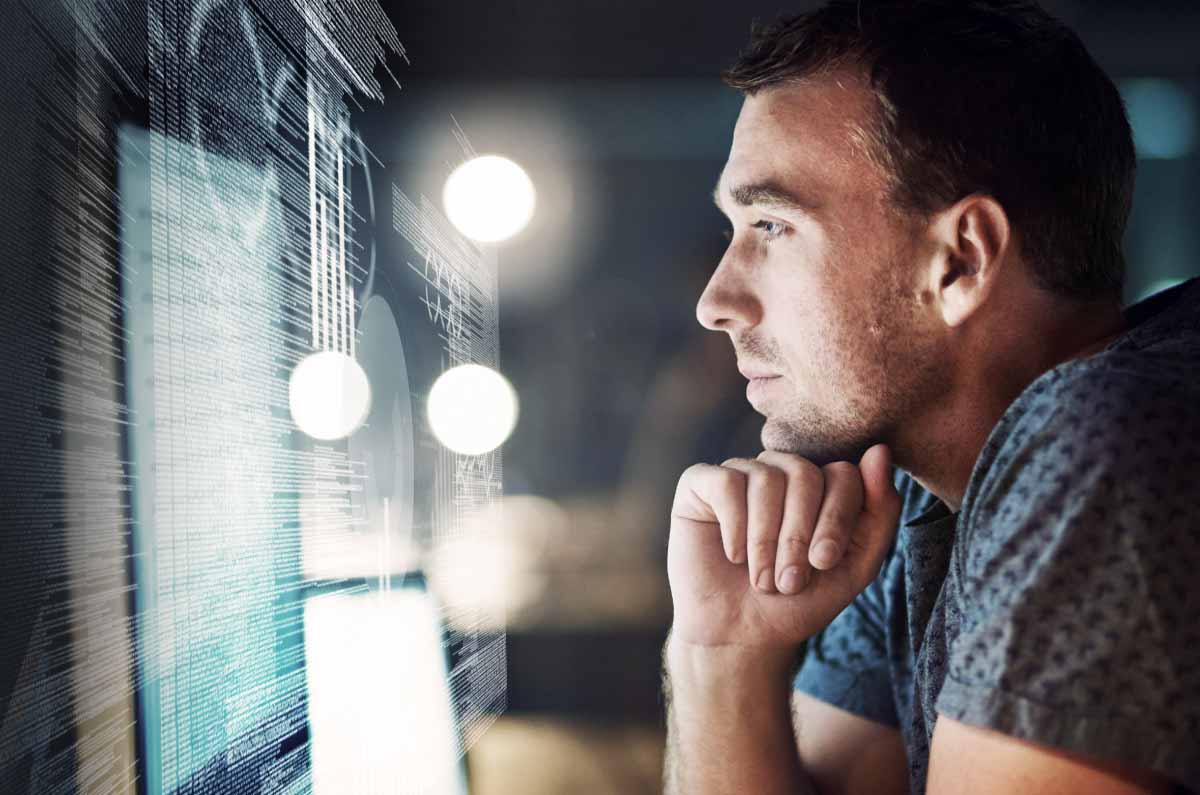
[{"x1": 662, "y1": 2, "x2": 1199, "y2": 794}]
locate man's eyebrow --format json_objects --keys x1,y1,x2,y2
[{"x1": 712, "y1": 179, "x2": 820, "y2": 216}]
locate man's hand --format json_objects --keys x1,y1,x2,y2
[
  {"x1": 667, "y1": 443, "x2": 902, "y2": 653},
  {"x1": 662, "y1": 444, "x2": 902, "y2": 795}
]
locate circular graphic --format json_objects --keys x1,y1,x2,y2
[{"x1": 185, "y1": 0, "x2": 290, "y2": 244}]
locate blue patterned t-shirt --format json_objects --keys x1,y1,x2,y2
[{"x1": 794, "y1": 276, "x2": 1200, "y2": 795}]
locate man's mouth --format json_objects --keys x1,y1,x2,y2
[
  {"x1": 746, "y1": 375, "x2": 782, "y2": 404},
  {"x1": 737, "y1": 364, "x2": 780, "y2": 380}
]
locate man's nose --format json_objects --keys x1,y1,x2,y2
[{"x1": 695, "y1": 253, "x2": 762, "y2": 332}]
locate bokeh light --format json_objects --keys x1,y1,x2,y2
[
  {"x1": 426, "y1": 495, "x2": 561, "y2": 631},
  {"x1": 1122, "y1": 78, "x2": 1197, "y2": 160},
  {"x1": 427, "y1": 364, "x2": 518, "y2": 455},
  {"x1": 443, "y1": 154, "x2": 536, "y2": 242},
  {"x1": 289, "y1": 351, "x2": 372, "y2": 441}
]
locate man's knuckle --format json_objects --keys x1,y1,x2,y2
[
  {"x1": 716, "y1": 471, "x2": 746, "y2": 501},
  {"x1": 822, "y1": 460, "x2": 857, "y2": 477},
  {"x1": 781, "y1": 535, "x2": 810, "y2": 552},
  {"x1": 723, "y1": 467, "x2": 747, "y2": 487},
  {"x1": 763, "y1": 452, "x2": 821, "y2": 480},
  {"x1": 793, "y1": 461, "x2": 824, "y2": 492},
  {"x1": 751, "y1": 536, "x2": 779, "y2": 553},
  {"x1": 818, "y1": 509, "x2": 853, "y2": 534},
  {"x1": 759, "y1": 465, "x2": 786, "y2": 490}
]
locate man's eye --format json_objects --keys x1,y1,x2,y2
[{"x1": 752, "y1": 220, "x2": 788, "y2": 240}]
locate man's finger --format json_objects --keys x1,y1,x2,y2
[
  {"x1": 722, "y1": 458, "x2": 786, "y2": 592},
  {"x1": 858, "y1": 443, "x2": 901, "y2": 521},
  {"x1": 809, "y1": 461, "x2": 864, "y2": 570},
  {"x1": 841, "y1": 443, "x2": 903, "y2": 585},
  {"x1": 673, "y1": 463, "x2": 748, "y2": 565},
  {"x1": 757, "y1": 450, "x2": 824, "y2": 594},
  {"x1": 710, "y1": 465, "x2": 750, "y2": 565}
]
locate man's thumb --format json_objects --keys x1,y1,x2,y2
[{"x1": 858, "y1": 443, "x2": 901, "y2": 522}]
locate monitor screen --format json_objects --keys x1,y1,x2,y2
[{"x1": 119, "y1": 118, "x2": 498, "y2": 794}]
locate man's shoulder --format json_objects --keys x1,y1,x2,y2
[
  {"x1": 950, "y1": 337, "x2": 1200, "y2": 659},
  {"x1": 961, "y1": 315, "x2": 1200, "y2": 547},
  {"x1": 1016, "y1": 275, "x2": 1200, "y2": 438},
  {"x1": 934, "y1": 283, "x2": 1200, "y2": 794},
  {"x1": 977, "y1": 332, "x2": 1199, "y2": 490},
  {"x1": 1024, "y1": 346, "x2": 1197, "y2": 443}
]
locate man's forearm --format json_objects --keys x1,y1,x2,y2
[{"x1": 662, "y1": 634, "x2": 818, "y2": 795}]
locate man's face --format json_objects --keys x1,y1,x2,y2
[{"x1": 701, "y1": 71, "x2": 942, "y2": 464}]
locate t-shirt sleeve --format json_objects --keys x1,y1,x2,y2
[
  {"x1": 793, "y1": 552, "x2": 900, "y2": 728},
  {"x1": 935, "y1": 365, "x2": 1200, "y2": 790}
]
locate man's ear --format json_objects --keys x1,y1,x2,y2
[{"x1": 926, "y1": 194, "x2": 1011, "y2": 328}]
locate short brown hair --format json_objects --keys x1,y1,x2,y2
[{"x1": 724, "y1": 0, "x2": 1135, "y2": 300}]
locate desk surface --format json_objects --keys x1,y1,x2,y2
[{"x1": 469, "y1": 716, "x2": 664, "y2": 795}]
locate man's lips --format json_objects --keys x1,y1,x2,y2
[
  {"x1": 738, "y1": 365, "x2": 782, "y2": 380},
  {"x1": 745, "y1": 374, "x2": 781, "y2": 405},
  {"x1": 740, "y1": 363, "x2": 783, "y2": 405}
]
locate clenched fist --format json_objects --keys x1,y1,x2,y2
[{"x1": 667, "y1": 444, "x2": 901, "y2": 651}]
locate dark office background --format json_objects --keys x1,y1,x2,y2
[{"x1": 347, "y1": 2, "x2": 1200, "y2": 791}]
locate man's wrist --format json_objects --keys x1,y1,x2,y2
[
  {"x1": 665, "y1": 632, "x2": 801, "y2": 707},
  {"x1": 663, "y1": 631, "x2": 812, "y2": 795}
]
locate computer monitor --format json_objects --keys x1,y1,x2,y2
[{"x1": 119, "y1": 123, "x2": 476, "y2": 795}]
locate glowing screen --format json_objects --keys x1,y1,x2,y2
[{"x1": 0, "y1": 0, "x2": 509, "y2": 792}]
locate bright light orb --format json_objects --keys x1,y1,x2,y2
[
  {"x1": 442, "y1": 155, "x2": 535, "y2": 243},
  {"x1": 427, "y1": 364, "x2": 518, "y2": 456},
  {"x1": 289, "y1": 351, "x2": 372, "y2": 441}
]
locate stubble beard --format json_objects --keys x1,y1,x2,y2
[
  {"x1": 758, "y1": 291, "x2": 940, "y2": 468},
  {"x1": 760, "y1": 395, "x2": 880, "y2": 467}
]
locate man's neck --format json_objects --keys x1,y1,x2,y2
[{"x1": 898, "y1": 307, "x2": 1128, "y2": 513}]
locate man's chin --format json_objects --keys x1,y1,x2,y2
[{"x1": 760, "y1": 418, "x2": 871, "y2": 466}]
